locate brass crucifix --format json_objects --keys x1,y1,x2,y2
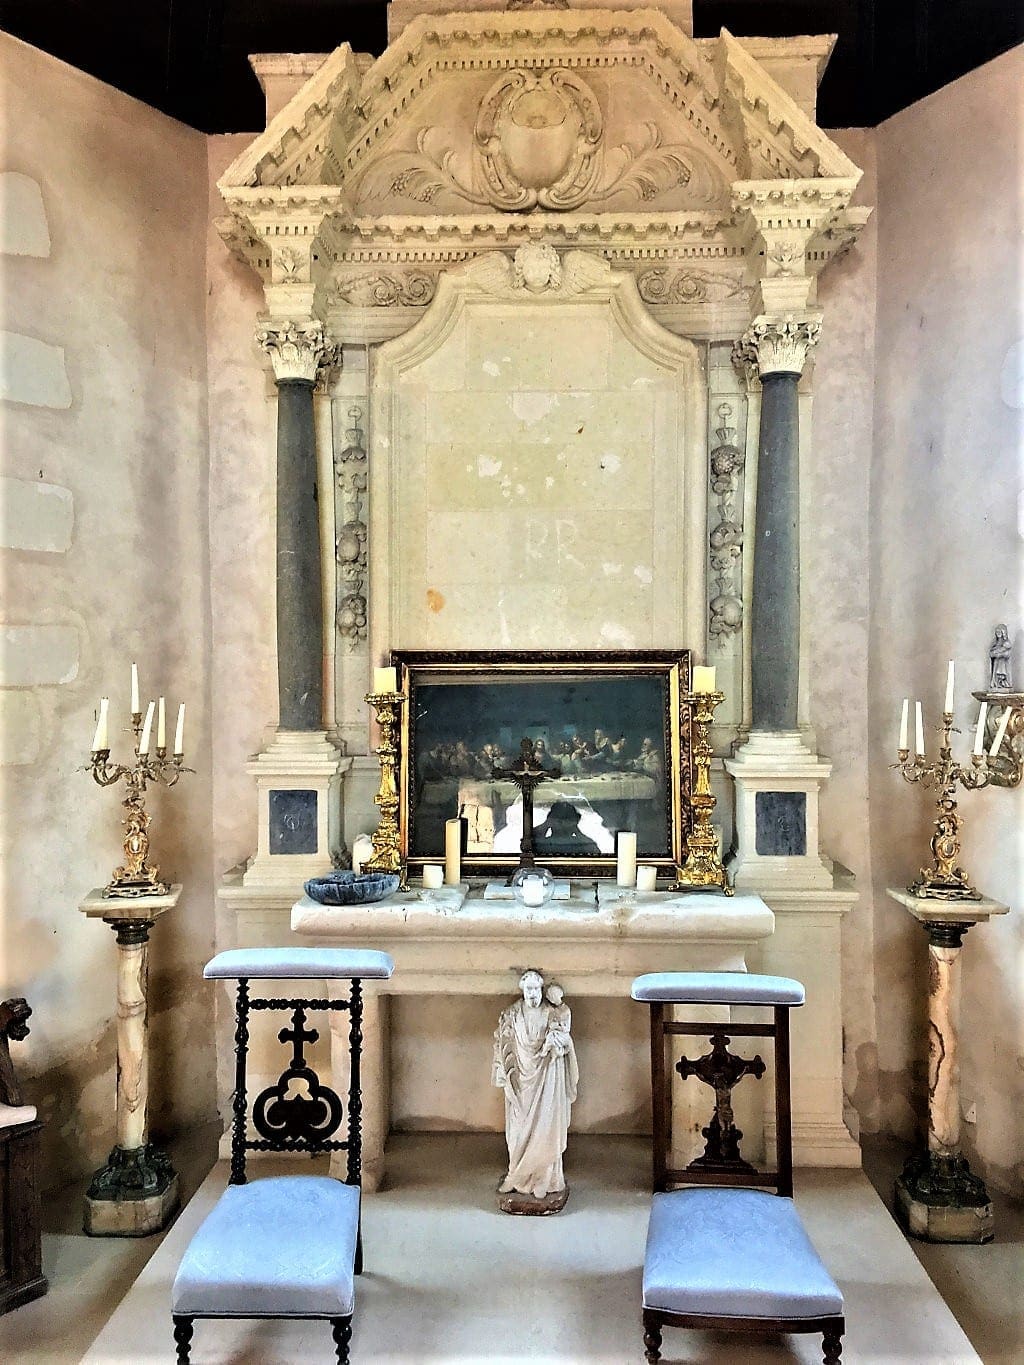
[{"x1": 492, "y1": 737, "x2": 561, "y2": 875}]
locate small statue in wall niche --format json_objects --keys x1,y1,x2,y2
[
  {"x1": 0, "y1": 998, "x2": 37, "y2": 1128},
  {"x1": 493, "y1": 969, "x2": 578, "y2": 1213},
  {"x1": 989, "y1": 624, "x2": 1013, "y2": 691}
]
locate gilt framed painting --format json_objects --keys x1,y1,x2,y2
[{"x1": 392, "y1": 650, "x2": 694, "y2": 878}]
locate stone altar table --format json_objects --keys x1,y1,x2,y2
[{"x1": 290, "y1": 881, "x2": 774, "y2": 1188}]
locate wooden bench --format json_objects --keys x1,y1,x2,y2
[
  {"x1": 171, "y1": 947, "x2": 394, "y2": 1364},
  {"x1": 631, "y1": 971, "x2": 845, "y2": 1364}
]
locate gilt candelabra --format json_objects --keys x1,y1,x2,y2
[
  {"x1": 88, "y1": 678, "x2": 190, "y2": 898},
  {"x1": 895, "y1": 712, "x2": 990, "y2": 901},
  {"x1": 672, "y1": 688, "x2": 733, "y2": 896},
  {"x1": 364, "y1": 688, "x2": 407, "y2": 887}
]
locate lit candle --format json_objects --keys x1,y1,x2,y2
[
  {"x1": 944, "y1": 659, "x2": 955, "y2": 714},
  {"x1": 130, "y1": 662, "x2": 140, "y2": 715},
  {"x1": 172, "y1": 702, "x2": 185, "y2": 755},
  {"x1": 692, "y1": 665, "x2": 717, "y2": 694},
  {"x1": 636, "y1": 864, "x2": 658, "y2": 892},
  {"x1": 973, "y1": 702, "x2": 988, "y2": 756},
  {"x1": 898, "y1": 698, "x2": 909, "y2": 751},
  {"x1": 91, "y1": 697, "x2": 109, "y2": 752},
  {"x1": 422, "y1": 864, "x2": 444, "y2": 889},
  {"x1": 521, "y1": 878, "x2": 545, "y2": 907},
  {"x1": 989, "y1": 706, "x2": 1011, "y2": 757},
  {"x1": 373, "y1": 666, "x2": 398, "y2": 695},
  {"x1": 157, "y1": 697, "x2": 166, "y2": 750},
  {"x1": 445, "y1": 818, "x2": 462, "y2": 886},
  {"x1": 915, "y1": 701, "x2": 925, "y2": 756},
  {"x1": 139, "y1": 700, "x2": 155, "y2": 755},
  {"x1": 616, "y1": 831, "x2": 638, "y2": 888}
]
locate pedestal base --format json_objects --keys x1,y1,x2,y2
[
  {"x1": 498, "y1": 1184, "x2": 569, "y2": 1215},
  {"x1": 894, "y1": 1152, "x2": 994, "y2": 1244},
  {"x1": 84, "y1": 1143, "x2": 179, "y2": 1237}
]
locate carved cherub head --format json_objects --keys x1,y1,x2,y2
[{"x1": 513, "y1": 243, "x2": 562, "y2": 293}]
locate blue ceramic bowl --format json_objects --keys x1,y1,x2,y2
[{"x1": 303, "y1": 870, "x2": 401, "y2": 905}]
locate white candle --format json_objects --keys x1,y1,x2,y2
[
  {"x1": 91, "y1": 697, "x2": 109, "y2": 752},
  {"x1": 139, "y1": 700, "x2": 155, "y2": 755},
  {"x1": 898, "y1": 697, "x2": 909, "y2": 751},
  {"x1": 989, "y1": 706, "x2": 1011, "y2": 757},
  {"x1": 915, "y1": 701, "x2": 925, "y2": 756},
  {"x1": 173, "y1": 702, "x2": 185, "y2": 755},
  {"x1": 373, "y1": 666, "x2": 398, "y2": 695},
  {"x1": 522, "y1": 879, "x2": 545, "y2": 907},
  {"x1": 973, "y1": 702, "x2": 988, "y2": 756},
  {"x1": 422, "y1": 864, "x2": 444, "y2": 889},
  {"x1": 351, "y1": 833, "x2": 374, "y2": 875},
  {"x1": 692, "y1": 665, "x2": 717, "y2": 694},
  {"x1": 445, "y1": 818, "x2": 462, "y2": 886},
  {"x1": 944, "y1": 659, "x2": 955, "y2": 714},
  {"x1": 617, "y1": 831, "x2": 638, "y2": 888},
  {"x1": 636, "y1": 864, "x2": 658, "y2": 892},
  {"x1": 157, "y1": 697, "x2": 166, "y2": 749},
  {"x1": 130, "y1": 662, "x2": 140, "y2": 715}
]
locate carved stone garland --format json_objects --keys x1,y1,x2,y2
[
  {"x1": 335, "y1": 406, "x2": 368, "y2": 647},
  {"x1": 708, "y1": 403, "x2": 745, "y2": 646}
]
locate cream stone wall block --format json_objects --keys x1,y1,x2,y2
[
  {"x1": 0, "y1": 171, "x2": 51, "y2": 256},
  {"x1": 0, "y1": 689, "x2": 42, "y2": 765},
  {"x1": 0, "y1": 624, "x2": 79, "y2": 686},
  {"x1": 0, "y1": 329, "x2": 72, "y2": 408},
  {"x1": 0, "y1": 476, "x2": 74, "y2": 552}
]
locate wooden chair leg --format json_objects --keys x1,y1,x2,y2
[
  {"x1": 642, "y1": 1311, "x2": 662, "y2": 1363},
  {"x1": 355, "y1": 1222, "x2": 363, "y2": 1275},
  {"x1": 172, "y1": 1315, "x2": 194, "y2": 1364},
  {"x1": 331, "y1": 1316, "x2": 353, "y2": 1364},
  {"x1": 823, "y1": 1325, "x2": 843, "y2": 1363}
]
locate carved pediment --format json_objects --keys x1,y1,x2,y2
[{"x1": 220, "y1": 12, "x2": 856, "y2": 211}]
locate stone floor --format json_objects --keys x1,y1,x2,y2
[
  {"x1": 71, "y1": 1133, "x2": 987, "y2": 1363},
  {"x1": 3, "y1": 1131, "x2": 1018, "y2": 1363}
]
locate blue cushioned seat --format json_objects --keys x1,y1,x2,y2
[
  {"x1": 643, "y1": 1187, "x2": 842, "y2": 1320},
  {"x1": 204, "y1": 947, "x2": 394, "y2": 980},
  {"x1": 631, "y1": 971, "x2": 805, "y2": 1007},
  {"x1": 172, "y1": 1177, "x2": 360, "y2": 1317}
]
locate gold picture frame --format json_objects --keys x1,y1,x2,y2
[{"x1": 393, "y1": 650, "x2": 694, "y2": 879}]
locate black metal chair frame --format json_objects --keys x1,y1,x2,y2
[
  {"x1": 642, "y1": 1001, "x2": 845, "y2": 1365},
  {"x1": 172, "y1": 976, "x2": 365, "y2": 1365}
]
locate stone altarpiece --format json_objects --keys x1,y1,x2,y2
[{"x1": 216, "y1": 2, "x2": 871, "y2": 1179}]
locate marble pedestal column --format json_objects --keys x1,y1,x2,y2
[
  {"x1": 79, "y1": 886, "x2": 181, "y2": 1236},
  {"x1": 887, "y1": 888, "x2": 1009, "y2": 1243}
]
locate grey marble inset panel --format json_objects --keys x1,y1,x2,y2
[
  {"x1": 755, "y1": 791, "x2": 806, "y2": 857},
  {"x1": 269, "y1": 789, "x2": 318, "y2": 855}
]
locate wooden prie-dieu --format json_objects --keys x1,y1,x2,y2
[{"x1": 632, "y1": 972, "x2": 845, "y2": 1364}]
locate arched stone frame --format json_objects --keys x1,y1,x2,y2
[{"x1": 366, "y1": 247, "x2": 707, "y2": 672}]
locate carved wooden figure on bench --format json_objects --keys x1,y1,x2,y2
[
  {"x1": 1, "y1": 997, "x2": 48, "y2": 1315},
  {"x1": 170, "y1": 947, "x2": 395, "y2": 1364},
  {"x1": 631, "y1": 972, "x2": 845, "y2": 1364}
]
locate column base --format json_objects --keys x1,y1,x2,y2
[
  {"x1": 895, "y1": 1152, "x2": 994, "y2": 1244},
  {"x1": 84, "y1": 1143, "x2": 179, "y2": 1237},
  {"x1": 243, "y1": 728, "x2": 350, "y2": 888},
  {"x1": 725, "y1": 730, "x2": 834, "y2": 890}
]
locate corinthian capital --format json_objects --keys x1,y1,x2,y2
[
  {"x1": 256, "y1": 318, "x2": 337, "y2": 384},
  {"x1": 732, "y1": 314, "x2": 822, "y2": 379}
]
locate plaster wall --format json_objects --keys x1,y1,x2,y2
[
  {"x1": 870, "y1": 46, "x2": 1024, "y2": 1192},
  {"x1": 0, "y1": 34, "x2": 216, "y2": 1188}
]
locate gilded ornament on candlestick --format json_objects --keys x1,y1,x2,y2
[
  {"x1": 88, "y1": 695, "x2": 191, "y2": 899},
  {"x1": 364, "y1": 688, "x2": 407, "y2": 888},
  {"x1": 894, "y1": 709, "x2": 991, "y2": 901},
  {"x1": 672, "y1": 688, "x2": 733, "y2": 896}
]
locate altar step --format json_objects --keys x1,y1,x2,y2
[{"x1": 83, "y1": 1133, "x2": 979, "y2": 1364}]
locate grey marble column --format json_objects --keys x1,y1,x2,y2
[
  {"x1": 257, "y1": 320, "x2": 335, "y2": 731},
  {"x1": 734, "y1": 318, "x2": 820, "y2": 732}
]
